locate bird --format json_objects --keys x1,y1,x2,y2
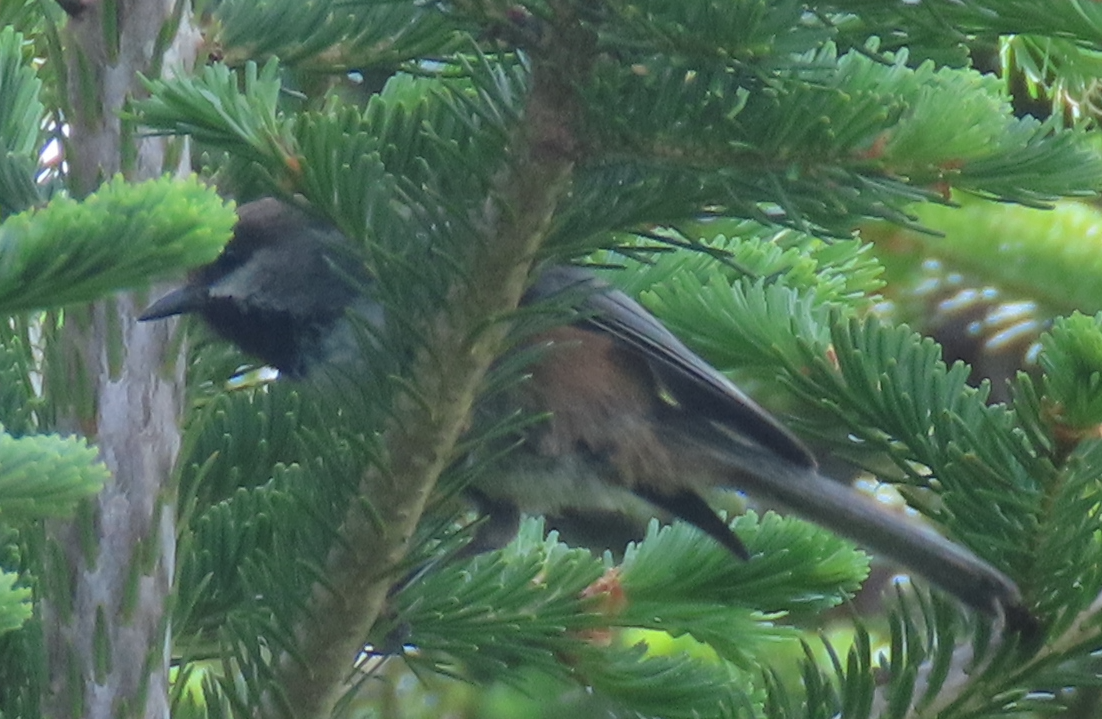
[{"x1": 141, "y1": 197, "x2": 1027, "y2": 623}]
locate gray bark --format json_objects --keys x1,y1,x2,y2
[{"x1": 40, "y1": 2, "x2": 199, "y2": 717}]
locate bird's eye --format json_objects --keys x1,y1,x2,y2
[{"x1": 216, "y1": 246, "x2": 245, "y2": 271}]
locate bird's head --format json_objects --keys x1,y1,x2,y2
[{"x1": 140, "y1": 198, "x2": 375, "y2": 378}]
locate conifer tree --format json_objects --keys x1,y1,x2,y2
[{"x1": 5, "y1": 2, "x2": 1102, "y2": 718}]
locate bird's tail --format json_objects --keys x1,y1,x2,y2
[{"x1": 681, "y1": 426, "x2": 1026, "y2": 624}]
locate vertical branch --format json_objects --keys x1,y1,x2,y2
[
  {"x1": 268, "y1": 9, "x2": 597, "y2": 719},
  {"x1": 40, "y1": 2, "x2": 200, "y2": 718}
]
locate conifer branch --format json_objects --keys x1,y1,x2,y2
[{"x1": 266, "y1": 7, "x2": 598, "y2": 717}]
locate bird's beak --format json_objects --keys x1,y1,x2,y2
[{"x1": 138, "y1": 285, "x2": 206, "y2": 321}]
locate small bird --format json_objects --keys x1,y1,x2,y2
[{"x1": 142, "y1": 198, "x2": 1026, "y2": 621}]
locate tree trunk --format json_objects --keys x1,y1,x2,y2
[{"x1": 40, "y1": 2, "x2": 199, "y2": 717}]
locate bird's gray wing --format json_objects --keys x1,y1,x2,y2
[{"x1": 529, "y1": 266, "x2": 815, "y2": 468}]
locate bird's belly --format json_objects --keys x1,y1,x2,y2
[{"x1": 471, "y1": 450, "x2": 651, "y2": 516}]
